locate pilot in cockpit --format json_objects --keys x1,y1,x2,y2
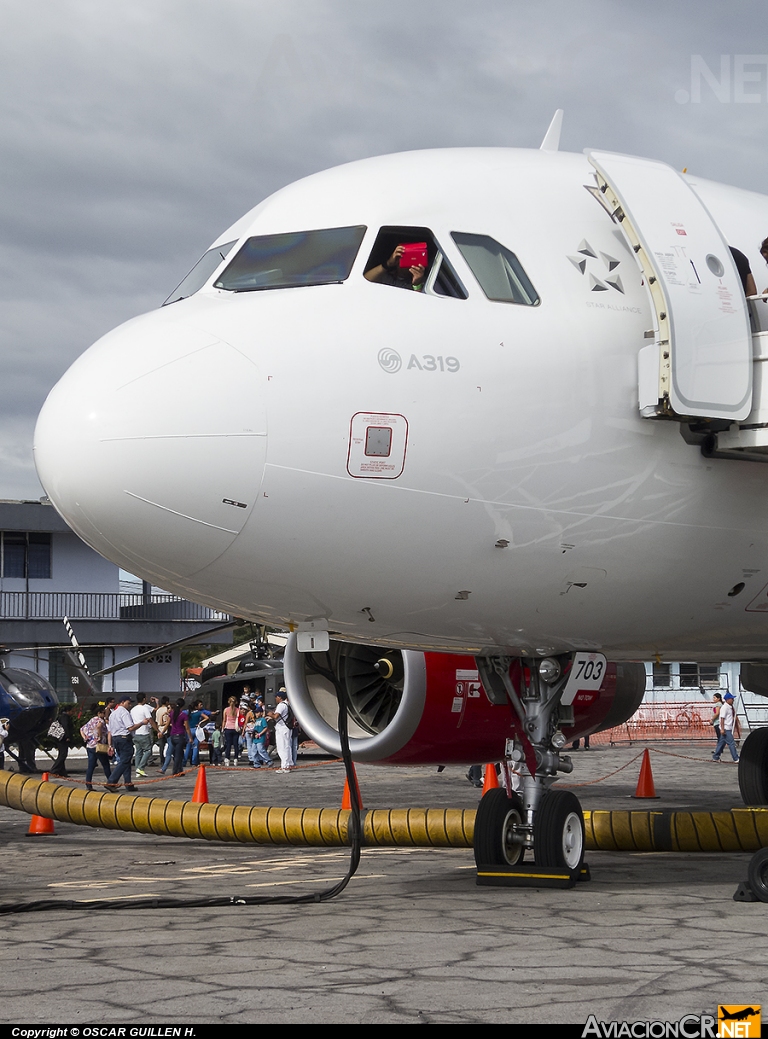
[{"x1": 364, "y1": 242, "x2": 427, "y2": 291}]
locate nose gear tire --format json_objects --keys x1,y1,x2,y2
[
  {"x1": 473, "y1": 788, "x2": 525, "y2": 867},
  {"x1": 533, "y1": 789, "x2": 585, "y2": 871}
]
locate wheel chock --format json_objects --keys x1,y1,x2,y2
[
  {"x1": 733, "y1": 881, "x2": 759, "y2": 902},
  {"x1": 475, "y1": 862, "x2": 590, "y2": 889}
]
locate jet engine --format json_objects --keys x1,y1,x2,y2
[{"x1": 284, "y1": 636, "x2": 645, "y2": 765}]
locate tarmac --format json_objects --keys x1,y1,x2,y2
[{"x1": 1, "y1": 740, "x2": 767, "y2": 1026}]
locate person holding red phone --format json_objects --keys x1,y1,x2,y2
[{"x1": 365, "y1": 243, "x2": 427, "y2": 290}]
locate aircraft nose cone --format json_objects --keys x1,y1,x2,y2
[{"x1": 34, "y1": 312, "x2": 267, "y2": 582}]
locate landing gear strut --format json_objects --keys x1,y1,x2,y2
[{"x1": 473, "y1": 654, "x2": 587, "y2": 873}]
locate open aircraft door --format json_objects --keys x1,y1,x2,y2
[{"x1": 587, "y1": 150, "x2": 753, "y2": 424}]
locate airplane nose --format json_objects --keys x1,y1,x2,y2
[{"x1": 34, "y1": 311, "x2": 267, "y2": 582}]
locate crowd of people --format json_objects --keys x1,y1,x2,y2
[{"x1": 45, "y1": 685, "x2": 302, "y2": 790}]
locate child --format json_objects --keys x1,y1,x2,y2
[{"x1": 210, "y1": 720, "x2": 223, "y2": 766}]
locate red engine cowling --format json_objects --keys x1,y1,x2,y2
[{"x1": 284, "y1": 637, "x2": 645, "y2": 765}]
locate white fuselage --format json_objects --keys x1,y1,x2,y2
[{"x1": 33, "y1": 148, "x2": 768, "y2": 660}]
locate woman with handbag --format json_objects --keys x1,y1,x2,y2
[{"x1": 80, "y1": 704, "x2": 111, "y2": 791}]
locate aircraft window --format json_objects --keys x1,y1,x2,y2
[
  {"x1": 451, "y1": 232, "x2": 539, "y2": 305},
  {"x1": 214, "y1": 226, "x2": 366, "y2": 292},
  {"x1": 364, "y1": 226, "x2": 467, "y2": 299},
  {"x1": 164, "y1": 240, "x2": 238, "y2": 305}
]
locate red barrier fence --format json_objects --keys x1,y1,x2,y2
[{"x1": 592, "y1": 701, "x2": 745, "y2": 744}]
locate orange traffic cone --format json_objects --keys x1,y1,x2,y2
[
  {"x1": 632, "y1": 748, "x2": 659, "y2": 799},
  {"x1": 26, "y1": 772, "x2": 56, "y2": 836},
  {"x1": 341, "y1": 764, "x2": 363, "y2": 810},
  {"x1": 191, "y1": 764, "x2": 209, "y2": 804},
  {"x1": 482, "y1": 763, "x2": 500, "y2": 794}
]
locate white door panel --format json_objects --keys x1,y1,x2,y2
[{"x1": 588, "y1": 150, "x2": 752, "y2": 421}]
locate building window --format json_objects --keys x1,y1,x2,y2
[
  {"x1": 1, "y1": 532, "x2": 51, "y2": 579},
  {"x1": 699, "y1": 664, "x2": 721, "y2": 687},
  {"x1": 652, "y1": 663, "x2": 671, "y2": 687},
  {"x1": 679, "y1": 662, "x2": 721, "y2": 688}
]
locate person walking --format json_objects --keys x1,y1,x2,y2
[
  {"x1": 105, "y1": 696, "x2": 144, "y2": 790},
  {"x1": 711, "y1": 692, "x2": 723, "y2": 744},
  {"x1": 131, "y1": 693, "x2": 156, "y2": 777},
  {"x1": 48, "y1": 705, "x2": 73, "y2": 777},
  {"x1": 80, "y1": 704, "x2": 111, "y2": 790},
  {"x1": 168, "y1": 698, "x2": 193, "y2": 776},
  {"x1": 712, "y1": 692, "x2": 740, "y2": 762}
]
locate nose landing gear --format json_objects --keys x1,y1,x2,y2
[{"x1": 472, "y1": 654, "x2": 588, "y2": 880}]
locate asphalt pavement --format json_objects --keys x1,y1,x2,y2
[{"x1": 1, "y1": 741, "x2": 766, "y2": 1025}]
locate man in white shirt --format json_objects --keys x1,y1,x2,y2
[
  {"x1": 712, "y1": 693, "x2": 740, "y2": 762},
  {"x1": 105, "y1": 696, "x2": 144, "y2": 790},
  {"x1": 269, "y1": 691, "x2": 293, "y2": 773},
  {"x1": 130, "y1": 693, "x2": 156, "y2": 777}
]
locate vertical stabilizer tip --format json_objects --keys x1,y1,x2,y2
[{"x1": 540, "y1": 109, "x2": 564, "y2": 152}]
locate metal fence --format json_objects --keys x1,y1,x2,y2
[{"x1": 0, "y1": 591, "x2": 228, "y2": 622}]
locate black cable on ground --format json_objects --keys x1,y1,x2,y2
[{"x1": 0, "y1": 658, "x2": 362, "y2": 915}]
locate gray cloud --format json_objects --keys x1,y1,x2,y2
[{"x1": 2, "y1": 0, "x2": 767, "y2": 498}]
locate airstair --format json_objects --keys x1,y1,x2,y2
[{"x1": 587, "y1": 150, "x2": 768, "y2": 461}]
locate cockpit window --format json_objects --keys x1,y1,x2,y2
[
  {"x1": 364, "y1": 226, "x2": 467, "y2": 299},
  {"x1": 214, "y1": 226, "x2": 366, "y2": 292},
  {"x1": 451, "y1": 232, "x2": 539, "y2": 305},
  {"x1": 163, "y1": 240, "x2": 237, "y2": 305}
]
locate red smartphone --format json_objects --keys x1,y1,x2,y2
[{"x1": 399, "y1": 242, "x2": 428, "y2": 269}]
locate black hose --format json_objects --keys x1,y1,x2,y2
[{"x1": 0, "y1": 659, "x2": 361, "y2": 915}]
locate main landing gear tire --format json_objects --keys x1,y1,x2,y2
[
  {"x1": 533, "y1": 789, "x2": 585, "y2": 871},
  {"x1": 738, "y1": 728, "x2": 768, "y2": 805},
  {"x1": 473, "y1": 788, "x2": 525, "y2": 867}
]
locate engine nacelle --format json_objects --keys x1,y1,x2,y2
[{"x1": 284, "y1": 636, "x2": 645, "y2": 765}]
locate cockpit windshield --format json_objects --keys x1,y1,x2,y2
[
  {"x1": 214, "y1": 226, "x2": 366, "y2": 292},
  {"x1": 451, "y1": 232, "x2": 539, "y2": 305},
  {"x1": 163, "y1": 241, "x2": 237, "y2": 305}
]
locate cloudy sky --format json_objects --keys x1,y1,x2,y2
[{"x1": 2, "y1": 0, "x2": 767, "y2": 499}]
